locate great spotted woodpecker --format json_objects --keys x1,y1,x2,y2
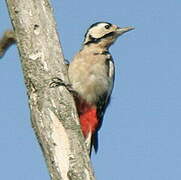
[
  {"x1": 68, "y1": 22, "x2": 134, "y2": 154},
  {"x1": 51, "y1": 22, "x2": 134, "y2": 154}
]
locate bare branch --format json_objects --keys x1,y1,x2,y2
[
  {"x1": 5, "y1": 0, "x2": 95, "y2": 179},
  {"x1": 0, "y1": 30, "x2": 16, "y2": 58}
]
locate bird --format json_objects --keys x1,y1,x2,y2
[
  {"x1": 68, "y1": 22, "x2": 134, "y2": 154},
  {"x1": 51, "y1": 22, "x2": 134, "y2": 155}
]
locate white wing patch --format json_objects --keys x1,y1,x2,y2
[
  {"x1": 107, "y1": 58, "x2": 115, "y2": 97},
  {"x1": 108, "y1": 59, "x2": 114, "y2": 78}
]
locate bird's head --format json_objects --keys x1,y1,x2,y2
[{"x1": 83, "y1": 22, "x2": 134, "y2": 48}]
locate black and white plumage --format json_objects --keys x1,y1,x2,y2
[{"x1": 68, "y1": 22, "x2": 134, "y2": 154}]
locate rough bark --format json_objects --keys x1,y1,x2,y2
[{"x1": 5, "y1": 0, "x2": 95, "y2": 180}]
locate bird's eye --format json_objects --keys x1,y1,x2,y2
[{"x1": 105, "y1": 24, "x2": 111, "y2": 29}]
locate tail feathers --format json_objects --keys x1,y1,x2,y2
[
  {"x1": 85, "y1": 131, "x2": 99, "y2": 156},
  {"x1": 91, "y1": 132, "x2": 98, "y2": 153},
  {"x1": 85, "y1": 131, "x2": 92, "y2": 155}
]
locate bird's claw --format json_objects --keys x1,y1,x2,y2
[
  {"x1": 50, "y1": 77, "x2": 65, "y2": 87},
  {"x1": 50, "y1": 77, "x2": 71, "y2": 88},
  {"x1": 49, "y1": 77, "x2": 76, "y2": 94}
]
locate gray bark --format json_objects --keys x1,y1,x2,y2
[{"x1": 5, "y1": 0, "x2": 95, "y2": 180}]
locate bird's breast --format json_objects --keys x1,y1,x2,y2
[{"x1": 68, "y1": 53, "x2": 113, "y2": 104}]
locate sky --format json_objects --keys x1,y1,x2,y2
[{"x1": 0, "y1": 0, "x2": 181, "y2": 179}]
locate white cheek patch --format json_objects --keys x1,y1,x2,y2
[{"x1": 88, "y1": 23, "x2": 110, "y2": 39}]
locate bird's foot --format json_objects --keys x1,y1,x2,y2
[
  {"x1": 49, "y1": 77, "x2": 76, "y2": 94},
  {"x1": 50, "y1": 77, "x2": 71, "y2": 89}
]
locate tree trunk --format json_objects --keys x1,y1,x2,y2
[{"x1": 5, "y1": 0, "x2": 95, "y2": 180}]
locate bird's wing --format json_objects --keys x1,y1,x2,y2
[{"x1": 92, "y1": 57, "x2": 115, "y2": 152}]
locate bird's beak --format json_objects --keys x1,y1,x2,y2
[{"x1": 116, "y1": 26, "x2": 134, "y2": 35}]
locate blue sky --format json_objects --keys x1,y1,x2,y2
[{"x1": 0, "y1": 0, "x2": 181, "y2": 179}]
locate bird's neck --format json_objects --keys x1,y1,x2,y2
[{"x1": 82, "y1": 43, "x2": 110, "y2": 54}]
